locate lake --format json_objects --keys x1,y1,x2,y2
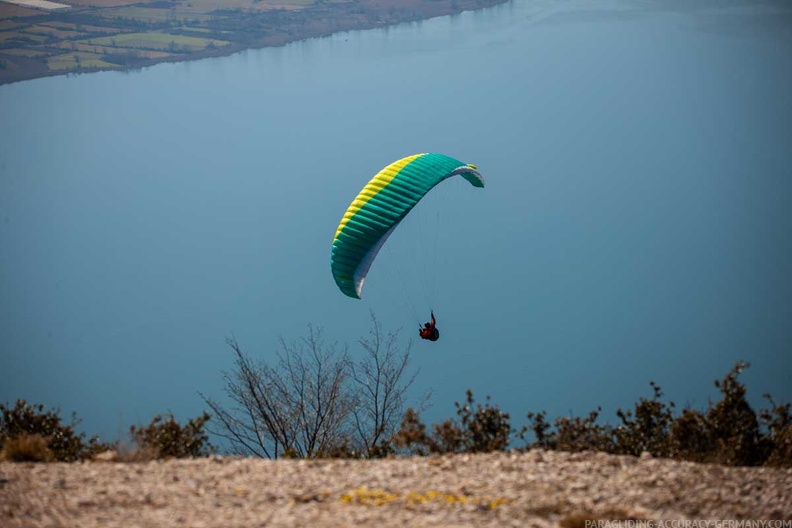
[{"x1": 1, "y1": 0, "x2": 791, "y2": 442}]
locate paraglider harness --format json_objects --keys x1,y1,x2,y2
[{"x1": 419, "y1": 312, "x2": 440, "y2": 341}]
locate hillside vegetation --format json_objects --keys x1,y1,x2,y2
[{"x1": 1, "y1": 361, "x2": 790, "y2": 467}]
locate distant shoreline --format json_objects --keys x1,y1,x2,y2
[{"x1": 0, "y1": 0, "x2": 509, "y2": 86}]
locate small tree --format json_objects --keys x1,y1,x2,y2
[
  {"x1": 350, "y1": 313, "x2": 420, "y2": 457},
  {"x1": 203, "y1": 318, "x2": 418, "y2": 458},
  {"x1": 203, "y1": 327, "x2": 354, "y2": 458}
]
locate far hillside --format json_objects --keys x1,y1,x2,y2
[{"x1": 0, "y1": 0, "x2": 505, "y2": 85}]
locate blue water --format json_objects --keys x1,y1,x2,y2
[{"x1": 1, "y1": 0, "x2": 791, "y2": 441}]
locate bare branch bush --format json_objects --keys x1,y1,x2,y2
[
  {"x1": 202, "y1": 316, "x2": 419, "y2": 458},
  {"x1": 350, "y1": 313, "x2": 421, "y2": 457}
]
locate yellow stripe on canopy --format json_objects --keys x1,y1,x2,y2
[{"x1": 333, "y1": 153, "x2": 423, "y2": 242}]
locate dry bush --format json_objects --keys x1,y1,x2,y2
[
  {"x1": 520, "y1": 361, "x2": 791, "y2": 468},
  {"x1": 393, "y1": 390, "x2": 511, "y2": 455},
  {"x1": 1, "y1": 434, "x2": 53, "y2": 462},
  {"x1": 129, "y1": 412, "x2": 214, "y2": 459},
  {"x1": 0, "y1": 400, "x2": 107, "y2": 462}
]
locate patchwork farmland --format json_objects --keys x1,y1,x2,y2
[{"x1": 0, "y1": 0, "x2": 506, "y2": 84}]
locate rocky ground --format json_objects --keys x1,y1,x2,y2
[{"x1": 2, "y1": 450, "x2": 791, "y2": 527}]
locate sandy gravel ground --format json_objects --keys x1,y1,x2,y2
[{"x1": 2, "y1": 450, "x2": 791, "y2": 527}]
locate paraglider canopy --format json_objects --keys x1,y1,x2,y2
[{"x1": 331, "y1": 153, "x2": 484, "y2": 299}]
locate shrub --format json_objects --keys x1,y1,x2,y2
[
  {"x1": 129, "y1": 412, "x2": 214, "y2": 459},
  {"x1": 0, "y1": 400, "x2": 106, "y2": 462},
  {"x1": 705, "y1": 361, "x2": 762, "y2": 466},
  {"x1": 392, "y1": 407, "x2": 433, "y2": 455},
  {"x1": 393, "y1": 390, "x2": 511, "y2": 455},
  {"x1": 521, "y1": 410, "x2": 555, "y2": 449},
  {"x1": 669, "y1": 408, "x2": 715, "y2": 463},
  {"x1": 456, "y1": 390, "x2": 511, "y2": 453},
  {"x1": 760, "y1": 394, "x2": 792, "y2": 467},
  {"x1": 520, "y1": 361, "x2": 791, "y2": 468},
  {"x1": 614, "y1": 382, "x2": 675, "y2": 457},
  {"x1": 554, "y1": 409, "x2": 615, "y2": 453},
  {"x1": 521, "y1": 408, "x2": 615, "y2": 453}
]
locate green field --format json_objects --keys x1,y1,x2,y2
[
  {"x1": 47, "y1": 51, "x2": 120, "y2": 70},
  {"x1": 83, "y1": 31, "x2": 229, "y2": 51}
]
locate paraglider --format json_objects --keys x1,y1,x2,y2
[
  {"x1": 330, "y1": 153, "x2": 484, "y2": 300},
  {"x1": 419, "y1": 311, "x2": 439, "y2": 341}
]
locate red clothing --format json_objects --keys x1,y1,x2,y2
[{"x1": 419, "y1": 313, "x2": 439, "y2": 341}]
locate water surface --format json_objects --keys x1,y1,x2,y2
[{"x1": 1, "y1": 0, "x2": 791, "y2": 439}]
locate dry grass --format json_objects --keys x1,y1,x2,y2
[
  {"x1": 340, "y1": 486, "x2": 512, "y2": 509},
  {"x1": 1, "y1": 434, "x2": 53, "y2": 463}
]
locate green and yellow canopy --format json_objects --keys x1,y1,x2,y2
[{"x1": 331, "y1": 153, "x2": 484, "y2": 299}]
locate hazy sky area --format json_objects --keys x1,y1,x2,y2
[{"x1": 1, "y1": 0, "x2": 791, "y2": 444}]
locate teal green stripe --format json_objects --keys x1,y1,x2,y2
[{"x1": 331, "y1": 153, "x2": 481, "y2": 299}]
